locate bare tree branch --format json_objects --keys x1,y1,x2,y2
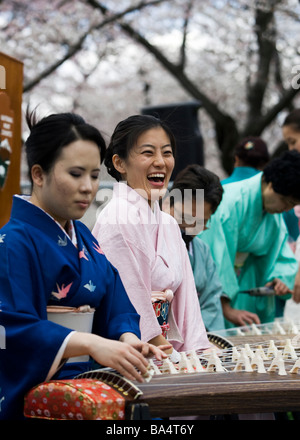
[
  {"x1": 178, "y1": 0, "x2": 194, "y2": 71},
  {"x1": 19, "y1": 0, "x2": 300, "y2": 174},
  {"x1": 247, "y1": 86, "x2": 300, "y2": 135},
  {"x1": 24, "y1": 0, "x2": 168, "y2": 92},
  {"x1": 243, "y1": 3, "x2": 300, "y2": 136},
  {"x1": 82, "y1": 1, "x2": 300, "y2": 171},
  {"x1": 90, "y1": 1, "x2": 240, "y2": 172},
  {"x1": 24, "y1": 33, "x2": 87, "y2": 92},
  {"x1": 245, "y1": 6, "x2": 277, "y2": 128},
  {"x1": 85, "y1": 0, "x2": 168, "y2": 16}
]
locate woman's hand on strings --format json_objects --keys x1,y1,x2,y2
[
  {"x1": 65, "y1": 331, "x2": 169, "y2": 384},
  {"x1": 120, "y1": 332, "x2": 171, "y2": 360}
]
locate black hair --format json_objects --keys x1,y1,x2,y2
[
  {"x1": 25, "y1": 110, "x2": 106, "y2": 183},
  {"x1": 282, "y1": 109, "x2": 300, "y2": 132},
  {"x1": 234, "y1": 136, "x2": 269, "y2": 169},
  {"x1": 104, "y1": 114, "x2": 176, "y2": 181},
  {"x1": 170, "y1": 164, "x2": 223, "y2": 213},
  {"x1": 263, "y1": 150, "x2": 300, "y2": 200}
]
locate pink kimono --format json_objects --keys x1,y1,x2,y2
[{"x1": 92, "y1": 183, "x2": 210, "y2": 352}]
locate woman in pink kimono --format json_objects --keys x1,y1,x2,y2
[{"x1": 93, "y1": 115, "x2": 210, "y2": 360}]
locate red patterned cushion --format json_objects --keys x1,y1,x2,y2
[{"x1": 24, "y1": 379, "x2": 125, "y2": 420}]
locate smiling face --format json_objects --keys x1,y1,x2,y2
[
  {"x1": 30, "y1": 139, "x2": 101, "y2": 227},
  {"x1": 282, "y1": 125, "x2": 300, "y2": 152},
  {"x1": 113, "y1": 126, "x2": 175, "y2": 204}
]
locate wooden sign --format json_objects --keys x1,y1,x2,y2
[{"x1": 0, "y1": 53, "x2": 23, "y2": 228}]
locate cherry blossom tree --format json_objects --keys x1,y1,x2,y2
[{"x1": 0, "y1": 0, "x2": 299, "y2": 176}]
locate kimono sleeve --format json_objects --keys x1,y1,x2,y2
[
  {"x1": 169, "y1": 229, "x2": 211, "y2": 352},
  {"x1": 192, "y1": 238, "x2": 225, "y2": 331},
  {"x1": 92, "y1": 262, "x2": 141, "y2": 341},
  {"x1": 262, "y1": 219, "x2": 298, "y2": 291},
  {"x1": 93, "y1": 222, "x2": 162, "y2": 342},
  {"x1": 0, "y1": 231, "x2": 72, "y2": 420}
]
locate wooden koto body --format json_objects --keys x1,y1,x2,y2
[
  {"x1": 25, "y1": 319, "x2": 300, "y2": 420},
  {"x1": 77, "y1": 320, "x2": 300, "y2": 419},
  {"x1": 135, "y1": 321, "x2": 300, "y2": 417},
  {"x1": 135, "y1": 369, "x2": 300, "y2": 417},
  {"x1": 78, "y1": 357, "x2": 300, "y2": 418},
  {"x1": 78, "y1": 338, "x2": 300, "y2": 418}
]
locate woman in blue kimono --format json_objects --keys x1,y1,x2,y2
[{"x1": 0, "y1": 112, "x2": 167, "y2": 420}]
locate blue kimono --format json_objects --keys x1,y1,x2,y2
[{"x1": 0, "y1": 196, "x2": 140, "y2": 420}]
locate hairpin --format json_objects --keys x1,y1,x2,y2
[{"x1": 244, "y1": 141, "x2": 254, "y2": 150}]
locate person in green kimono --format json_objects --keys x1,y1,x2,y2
[
  {"x1": 200, "y1": 150, "x2": 300, "y2": 328},
  {"x1": 222, "y1": 136, "x2": 269, "y2": 185},
  {"x1": 165, "y1": 164, "x2": 225, "y2": 331},
  {"x1": 282, "y1": 109, "x2": 300, "y2": 304}
]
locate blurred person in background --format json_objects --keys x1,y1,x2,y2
[
  {"x1": 166, "y1": 164, "x2": 225, "y2": 332},
  {"x1": 281, "y1": 109, "x2": 300, "y2": 314},
  {"x1": 222, "y1": 136, "x2": 269, "y2": 185}
]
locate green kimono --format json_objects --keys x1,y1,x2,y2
[{"x1": 200, "y1": 173, "x2": 298, "y2": 326}]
